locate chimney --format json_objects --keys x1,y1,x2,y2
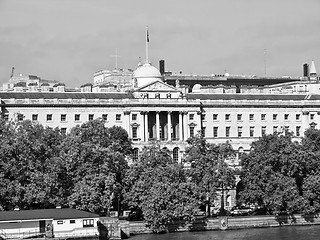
[
  {"x1": 303, "y1": 63, "x2": 309, "y2": 77},
  {"x1": 159, "y1": 60, "x2": 165, "y2": 75}
]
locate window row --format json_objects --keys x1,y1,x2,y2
[
  {"x1": 200, "y1": 125, "x2": 302, "y2": 138},
  {"x1": 210, "y1": 113, "x2": 306, "y2": 121}
]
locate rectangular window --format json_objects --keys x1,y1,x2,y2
[
  {"x1": 70, "y1": 220, "x2": 76, "y2": 224},
  {"x1": 273, "y1": 114, "x2": 278, "y2": 121},
  {"x1": 249, "y1": 114, "x2": 254, "y2": 121},
  {"x1": 132, "y1": 114, "x2": 137, "y2": 121},
  {"x1": 132, "y1": 126, "x2": 138, "y2": 139},
  {"x1": 116, "y1": 114, "x2": 121, "y2": 121},
  {"x1": 47, "y1": 114, "x2": 52, "y2": 121},
  {"x1": 17, "y1": 113, "x2": 24, "y2": 121},
  {"x1": 189, "y1": 114, "x2": 194, "y2": 120},
  {"x1": 88, "y1": 114, "x2": 94, "y2": 121},
  {"x1": 83, "y1": 219, "x2": 94, "y2": 228},
  {"x1": 213, "y1": 127, "x2": 218, "y2": 138},
  {"x1": 213, "y1": 114, "x2": 218, "y2": 121},
  {"x1": 296, "y1": 126, "x2": 301, "y2": 137},
  {"x1": 285, "y1": 126, "x2": 290, "y2": 133},
  {"x1": 102, "y1": 114, "x2": 108, "y2": 121},
  {"x1": 250, "y1": 126, "x2": 254, "y2": 137},
  {"x1": 75, "y1": 114, "x2": 80, "y2": 121},
  {"x1": 237, "y1": 114, "x2": 242, "y2": 121},
  {"x1": 4, "y1": 114, "x2": 9, "y2": 121},
  {"x1": 61, "y1": 114, "x2": 66, "y2": 122},
  {"x1": 296, "y1": 114, "x2": 300, "y2": 121},
  {"x1": 226, "y1": 126, "x2": 230, "y2": 137},
  {"x1": 32, "y1": 114, "x2": 38, "y2": 121},
  {"x1": 284, "y1": 114, "x2": 289, "y2": 121},
  {"x1": 61, "y1": 128, "x2": 67, "y2": 135},
  {"x1": 189, "y1": 126, "x2": 195, "y2": 137},
  {"x1": 261, "y1": 114, "x2": 266, "y2": 121},
  {"x1": 57, "y1": 221, "x2": 63, "y2": 225},
  {"x1": 261, "y1": 126, "x2": 266, "y2": 135},
  {"x1": 225, "y1": 114, "x2": 230, "y2": 121},
  {"x1": 201, "y1": 114, "x2": 206, "y2": 121},
  {"x1": 238, "y1": 126, "x2": 243, "y2": 137},
  {"x1": 273, "y1": 126, "x2": 278, "y2": 133},
  {"x1": 201, "y1": 127, "x2": 206, "y2": 137}
]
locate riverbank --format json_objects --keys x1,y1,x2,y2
[{"x1": 119, "y1": 213, "x2": 320, "y2": 238}]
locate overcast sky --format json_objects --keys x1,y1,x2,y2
[{"x1": 1, "y1": 0, "x2": 319, "y2": 87}]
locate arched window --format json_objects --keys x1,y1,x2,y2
[
  {"x1": 226, "y1": 195, "x2": 231, "y2": 207},
  {"x1": 173, "y1": 147, "x2": 179, "y2": 162},
  {"x1": 133, "y1": 148, "x2": 139, "y2": 161}
]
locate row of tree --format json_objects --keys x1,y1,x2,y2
[{"x1": 1, "y1": 118, "x2": 320, "y2": 232}]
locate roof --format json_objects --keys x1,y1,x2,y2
[
  {"x1": 0, "y1": 208, "x2": 99, "y2": 222},
  {"x1": 186, "y1": 93, "x2": 307, "y2": 101},
  {"x1": 0, "y1": 92, "x2": 133, "y2": 100}
]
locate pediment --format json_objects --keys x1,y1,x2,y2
[{"x1": 136, "y1": 80, "x2": 179, "y2": 92}]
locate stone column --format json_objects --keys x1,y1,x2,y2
[
  {"x1": 144, "y1": 112, "x2": 149, "y2": 142},
  {"x1": 183, "y1": 111, "x2": 188, "y2": 139},
  {"x1": 197, "y1": 111, "x2": 202, "y2": 134},
  {"x1": 302, "y1": 111, "x2": 309, "y2": 132},
  {"x1": 140, "y1": 112, "x2": 145, "y2": 141},
  {"x1": 156, "y1": 111, "x2": 160, "y2": 140},
  {"x1": 167, "y1": 111, "x2": 172, "y2": 141},
  {"x1": 179, "y1": 111, "x2": 183, "y2": 141},
  {"x1": 124, "y1": 111, "x2": 131, "y2": 138}
]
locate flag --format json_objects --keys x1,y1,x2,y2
[{"x1": 146, "y1": 28, "x2": 149, "y2": 42}]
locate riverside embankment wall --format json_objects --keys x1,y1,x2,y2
[{"x1": 123, "y1": 214, "x2": 320, "y2": 237}]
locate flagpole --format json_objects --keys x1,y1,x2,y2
[{"x1": 146, "y1": 26, "x2": 149, "y2": 63}]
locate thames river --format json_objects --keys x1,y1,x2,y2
[{"x1": 130, "y1": 225, "x2": 320, "y2": 240}]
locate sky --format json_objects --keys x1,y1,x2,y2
[{"x1": 0, "y1": 0, "x2": 320, "y2": 88}]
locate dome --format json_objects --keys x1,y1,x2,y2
[{"x1": 133, "y1": 63, "x2": 161, "y2": 79}]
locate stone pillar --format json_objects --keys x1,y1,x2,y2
[
  {"x1": 183, "y1": 111, "x2": 188, "y2": 140},
  {"x1": 144, "y1": 112, "x2": 149, "y2": 142},
  {"x1": 179, "y1": 111, "x2": 183, "y2": 141},
  {"x1": 156, "y1": 111, "x2": 160, "y2": 140},
  {"x1": 167, "y1": 111, "x2": 172, "y2": 141},
  {"x1": 124, "y1": 111, "x2": 131, "y2": 138},
  {"x1": 302, "y1": 111, "x2": 309, "y2": 132},
  {"x1": 197, "y1": 111, "x2": 202, "y2": 134},
  {"x1": 140, "y1": 112, "x2": 145, "y2": 141}
]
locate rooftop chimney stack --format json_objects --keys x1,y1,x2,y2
[
  {"x1": 159, "y1": 60, "x2": 165, "y2": 75},
  {"x1": 303, "y1": 63, "x2": 309, "y2": 77}
]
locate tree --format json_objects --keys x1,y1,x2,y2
[
  {"x1": 124, "y1": 142, "x2": 198, "y2": 233},
  {"x1": 239, "y1": 133, "x2": 307, "y2": 214},
  {"x1": 184, "y1": 136, "x2": 236, "y2": 216}
]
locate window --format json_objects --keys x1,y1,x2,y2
[
  {"x1": 83, "y1": 219, "x2": 94, "y2": 228},
  {"x1": 237, "y1": 114, "x2": 242, "y2": 121},
  {"x1": 249, "y1": 114, "x2": 254, "y2": 121},
  {"x1": 61, "y1": 114, "x2": 66, "y2": 122},
  {"x1": 133, "y1": 148, "x2": 139, "y2": 161},
  {"x1": 296, "y1": 114, "x2": 300, "y2": 121},
  {"x1": 213, "y1": 114, "x2": 218, "y2": 121},
  {"x1": 4, "y1": 114, "x2": 9, "y2": 121},
  {"x1": 88, "y1": 114, "x2": 94, "y2": 121},
  {"x1": 296, "y1": 126, "x2": 301, "y2": 137},
  {"x1": 132, "y1": 126, "x2": 138, "y2": 139},
  {"x1": 17, "y1": 113, "x2": 24, "y2": 121},
  {"x1": 102, "y1": 114, "x2": 108, "y2": 121},
  {"x1": 75, "y1": 114, "x2": 80, "y2": 121},
  {"x1": 238, "y1": 126, "x2": 243, "y2": 137},
  {"x1": 47, "y1": 114, "x2": 52, "y2": 121},
  {"x1": 201, "y1": 114, "x2": 206, "y2": 121},
  {"x1": 173, "y1": 147, "x2": 179, "y2": 162},
  {"x1": 225, "y1": 114, "x2": 230, "y2": 121},
  {"x1": 61, "y1": 128, "x2": 67, "y2": 135},
  {"x1": 189, "y1": 126, "x2": 195, "y2": 137},
  {"x1": 284, "y1": 114, "x2": 289, "y2": 121},
  {"x1": 273, "y1": 126, "x2": 278, "y2": 133},
  {"x1": 225, "y1": 126, "x2": 230, "y2": 137},
  {"x1": 132, "y1": 114, "x2": 137, "y2": 121},
  {"x1": 32, "y1": 114, "x2": 38, "y2": 121},
  {"x1": 261, "y1": 114, "x2": 266, "y2": 121},
  {"x1": 273, "y1": 114, "x2": 278, "y2": 121},
  {"x1": 310, "y1": 114, "x2": 315, "y2": 120},
  {"x1": 261, "y1": 126, "x2": 266, "y2": 135},
  {"x1": 284, "y1": 126, "x2": 290, "y2": 133},
  {"x1": 250, "y1": 126, "x2": 254, "y2": 137},
  {"x1": 189, "y1": 114, "x2": 194, "y2": 120},
  {"x1": 116, "y1": 114, "x2": 121, "y2": 121},
  {"x1": 213, "y1": 127, "x2": 218, "y2": 138},
  {"x1": 70, "y1": 220, "x2": 76, "y2": 224},
  {"x1": 201, "y1": 127, "x2": 206, "y2": 137},
  {"x1": 57, "y1": 221, "x2": 63, "y2": 225}
]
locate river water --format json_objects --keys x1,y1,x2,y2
[{"x1": 130, "y1": 225, "x2": 320, "y2": 240}]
